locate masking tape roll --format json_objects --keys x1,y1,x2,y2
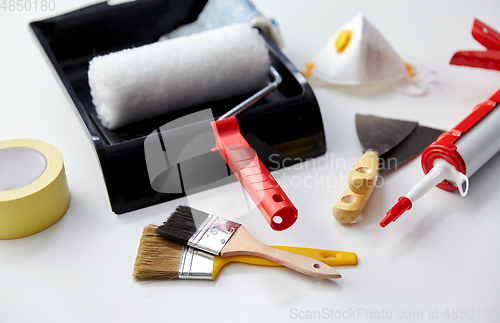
[{"x1": 0, "y1": 139, "x2": 70, "y2": 240}]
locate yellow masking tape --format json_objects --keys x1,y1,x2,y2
[{"x1": 0, "y1": 139, "x2": 70, "y2": 239}]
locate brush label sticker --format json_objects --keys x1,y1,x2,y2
[{"x1": 187, "y1": 216, "x2": 240, "y2": 255}]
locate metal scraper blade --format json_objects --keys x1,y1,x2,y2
[
  {"x1": 379, "y1": 125, "x2": 444, "y2": 173},
  {"x1": 356, "y1": 114, "x2": 418, "y2": 156}
]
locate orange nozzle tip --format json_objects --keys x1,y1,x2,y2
[{"x1": 380, "y1": 196, "x2": 412, "y2": 227}]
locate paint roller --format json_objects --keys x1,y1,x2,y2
[
  {"x1": 88, "y1": 23, "x2": 298, "y2": 230},
  {"x1": 89, "y1": 23, "x2": 270, "y2": 130}
]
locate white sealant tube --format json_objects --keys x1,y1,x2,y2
[
  {"x1": 382, "y1": 90, "x2": 500, "y2": 227},
  {"x1": 455, "y1": 103, "x2": 500, "y2": 177}
]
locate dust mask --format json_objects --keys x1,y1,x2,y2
[{"x1": 305, "y1": 13, "x2": 435, "y2": 96}]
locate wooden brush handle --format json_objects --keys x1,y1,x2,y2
[
  {"x1": 212, "y1": 117, "x2": 298, "y2": 231},
  {"x1": 221, "y1": 227, "x2": 341, "y2": 279}
]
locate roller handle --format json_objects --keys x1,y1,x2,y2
[{"x1": 211, "y1": 117, "x2": 298, "y2": 231}]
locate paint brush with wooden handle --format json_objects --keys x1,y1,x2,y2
[
  {"x1": 133, "y1": 225, "x2": 357, "y2": 280},
  {"x1": 155, "y1": 206, "x2": 341, "y2": 279}
]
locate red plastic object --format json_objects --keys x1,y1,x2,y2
[
  {"x1": 450, "y1": 51, "x2": 500, "y2": 71},
  {"x1": 211, "y1": 116, "x2": 298, "y2": 231},
  {"x1": 472, "y1": 19, "x2": 500, "y2": 50},
  {"x1": 381, "y1": 196, "x2": 412, "y2": 227},
  {"x1": 420, "y1": 90, "x2": 499, "y2": 190},
  {"x1": 450, "y1": 19, "x2": 500, "y2": 71}
]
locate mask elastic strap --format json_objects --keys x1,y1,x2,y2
[{"x1": 392, "y1": 70, "x2": 437, "y2": 97}]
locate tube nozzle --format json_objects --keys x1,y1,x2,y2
[{"x1": 380, "y1": 196, "x2": 412, "y2": 227}]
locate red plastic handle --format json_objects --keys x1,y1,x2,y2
[{"x1": 211, "y1": 117, "x2": 298, "y2": 231}]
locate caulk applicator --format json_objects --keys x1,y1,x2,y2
[{"x1": 381, "y1": 89, "x2": 500, "y2": 227}]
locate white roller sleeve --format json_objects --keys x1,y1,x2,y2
[{"x1": 88, "y1": 24, "x2": 270, "y2": 129}]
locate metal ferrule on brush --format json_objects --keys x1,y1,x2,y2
[
  {"x1": 188, "y1": 214, "x2": 240, "y2": 255},
  {"x1": 178, "y1": 246, "x2": 215, "y2": 280}
]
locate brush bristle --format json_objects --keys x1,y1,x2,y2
[
  {"x1": 155, "y1": 205, "x2": 210, "y2": 244},
  {"x1": 133, "y1": 225, "x2": 184, "y2": 280}
]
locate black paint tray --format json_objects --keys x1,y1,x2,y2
[{"x1": 30, "y1": 0, "x2": 326, "y2": 214}]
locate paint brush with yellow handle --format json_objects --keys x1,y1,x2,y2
[{"x1": 133, "y1": 225, "x2": 357, "y2": 281}]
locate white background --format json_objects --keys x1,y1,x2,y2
[{"x1": 1, "y1": 0, "x2": 500, "y2": 322}]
